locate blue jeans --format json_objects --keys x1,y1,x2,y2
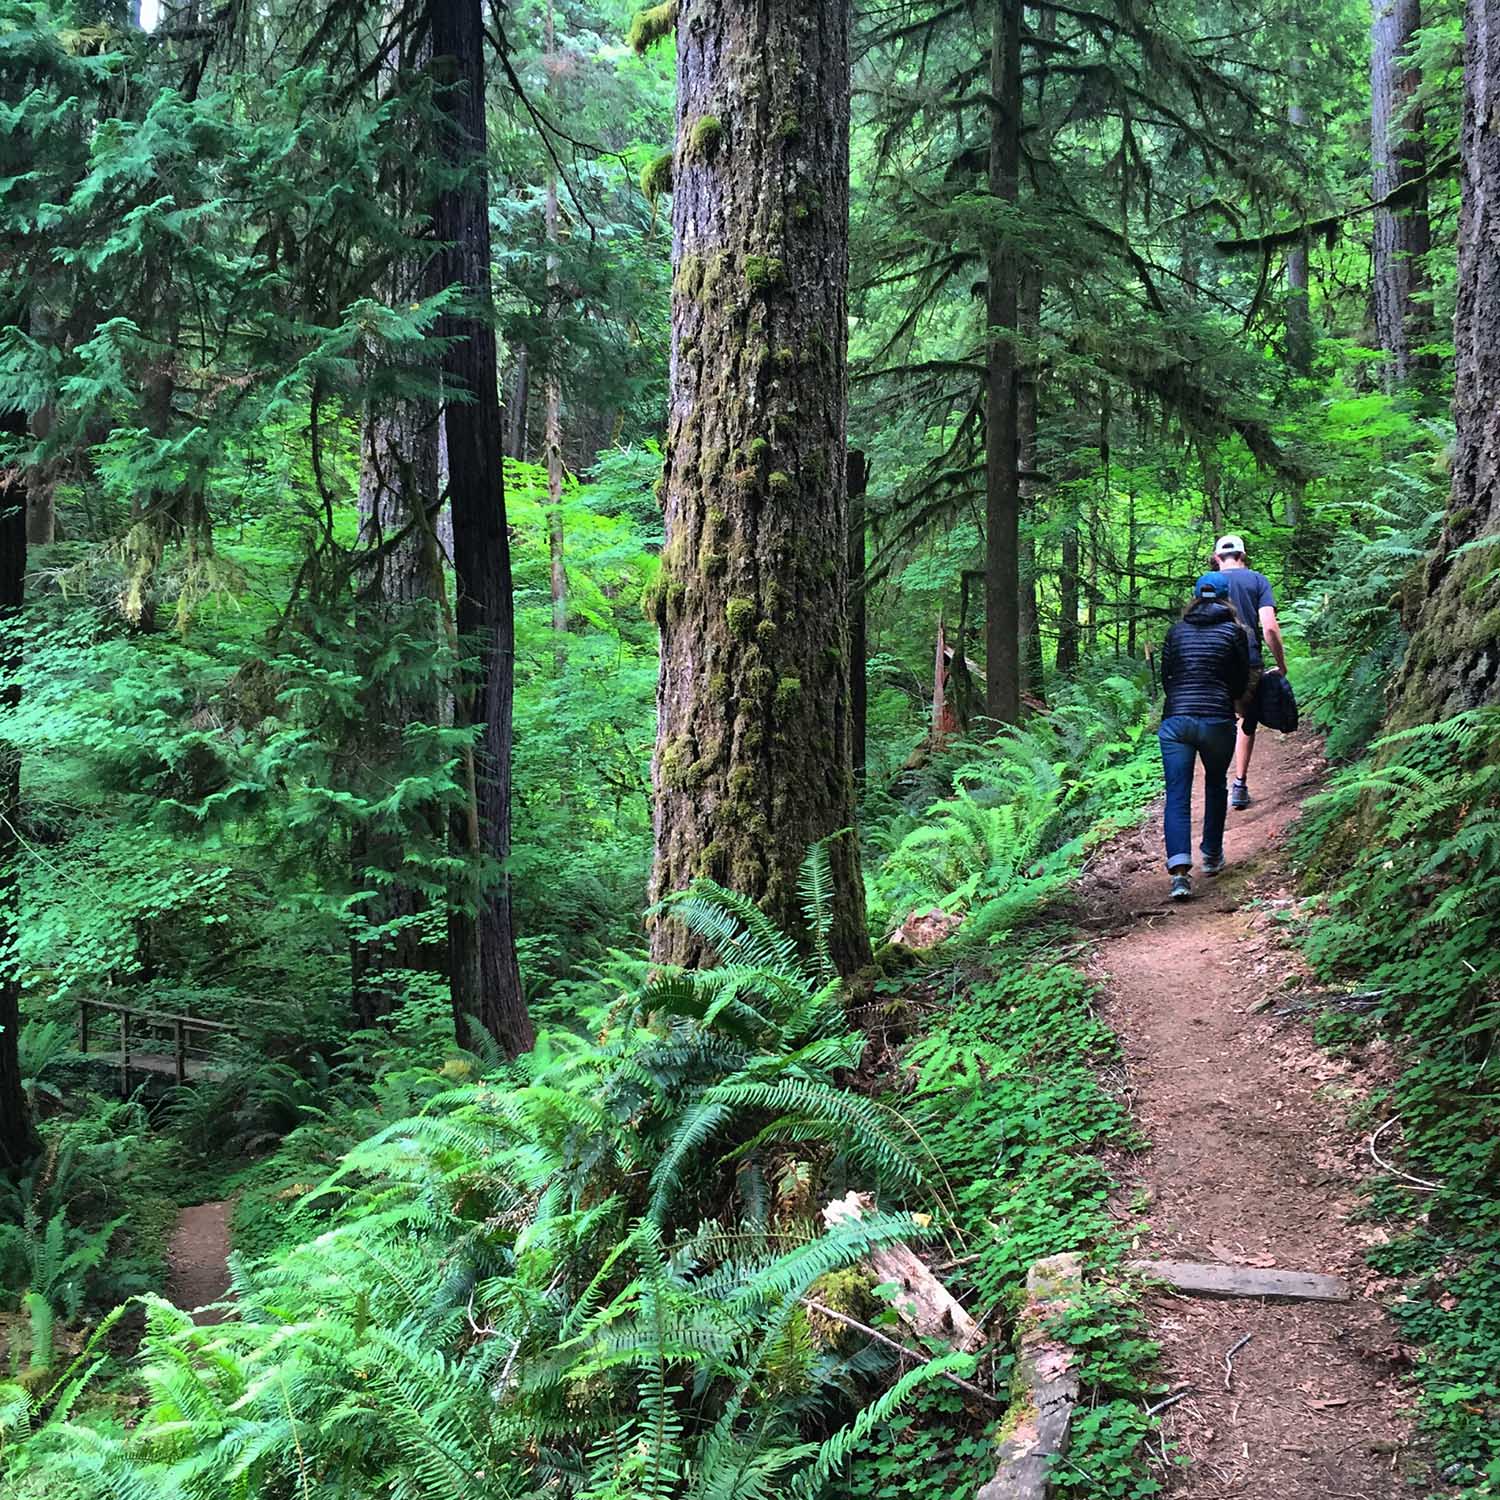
[{"x1": 1158, "y1": 716, "x2": 1237, "y2": 871}]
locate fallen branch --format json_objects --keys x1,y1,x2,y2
[
  {"x1": 1369, "y1": 1118, "x2": 1442, "y2": 1192},
  {"x1": 801, "y1": 1298, "x2": 1002, "y2": 1406},
  {"x1": 1223, "y1": 1332, "x2": 1251, "y2": 1392},
  {"x1": 1145, "y1": 1386, "x2": 1193, "y2": 1417}
]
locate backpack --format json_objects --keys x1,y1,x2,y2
[{"x1": 1256, "y1": 670, "x2": 1299, "y2": 733}]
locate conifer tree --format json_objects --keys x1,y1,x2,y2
[
  {"x1": 351, "y1": 11, "x2": 447, "y2": 1027},
  {"x1": 643, "y1": 0, "x2": 872, "y2": 974},
  {"x1": 430, "y1": 0, "x2": 534, "y2": 1053}
]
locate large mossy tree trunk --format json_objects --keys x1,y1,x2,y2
[
  {"x1": 1371, "y1": 0, "x2": 1431, "y2": 391},
  {"x1": 1, "y1": 401, "x2": 37, "y2": 1172},
  {"x1": 650, "y1": 0, "x2": 871, "y2": 975},
  {"x1": 983, "y1": 0, "x2": 1023, "y2": 724},
  {"x1": 1391, "y1": 0, "x2": 1500, "y2": 721},
  {"x1": 429, "y1": 0, "x2": 534, "y2": 1055}
]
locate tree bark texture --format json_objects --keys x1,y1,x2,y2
[
  {"x1": 1391, "y1": 0, "x2": 1500, "y2": 721},
  {"x1": 650, "y1": 0, "x2": 871, "y2": 975},
  {"x1": 1, "y1": 402, "x2": 37, "y2": 1172},
  {"x1": 429, "y1": 0, "x2": 533, "y2": 1055},
  {"x1": 984, "y1": 0, "x2": 1023, "y2": 724},
  {"x1": 848, "y1": 448, "x2": 868, "y2": 782},
  {"x1": 25, "y1": 306, "x2": 55, "y2": 545},
  {"x1": 1371, "y1": 0, "x2": 1432, "y2": 389},
  {"x1": 1018, "y1": 268, "x2": 1043, "y2": 699},
  {"x1": 352, "y1": 237, "x2": 445, "y2": 1026},
  {"x1": 504, "y1": 346, "x2": 530, "y2": 459},
  {"x1": 1056, "y1": 519, "x2": 1080, "y2": 675}
]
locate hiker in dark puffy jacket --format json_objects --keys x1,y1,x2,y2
[{"x1": 1158, "y1": 572, "x2": 1251, "y2": 900}]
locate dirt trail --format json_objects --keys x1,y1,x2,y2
[
  {"x1": 166, "y1": 1200, "x2": 233, "y2": 1323},
  {"x1": 1082, "y1": 733, "x2": 1419, "y2": 1497}
]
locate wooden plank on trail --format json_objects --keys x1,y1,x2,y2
[{"x1": 1128, "y1": 1259, "x2": 1350, "y2": 1302}]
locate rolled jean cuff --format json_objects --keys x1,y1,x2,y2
[{"x1": 1166, "y1": 855, "x2": 1192, "y2": 872}]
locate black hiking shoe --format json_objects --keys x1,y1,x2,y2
[
  {"x1": 1230, "y1": 778, "x2": 1251, "y2": 810},
  {"x1": 1202, "y1": 852, "x2": 1226, "y2": 876},
  {"x1": 1169, "y1": 872, "x2": 1193, "y2": 901}
]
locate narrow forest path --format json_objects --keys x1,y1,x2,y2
[
  {"x1": 165, "y1": 1199, "x2": 233, "y2": 1323},
  {"x1": 1080, "y1": 733, "x2": 1421, "y2": 1497}
]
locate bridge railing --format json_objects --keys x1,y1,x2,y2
[{"x1": 77, "y1": 999, "x2": 238, "y2": 1090}]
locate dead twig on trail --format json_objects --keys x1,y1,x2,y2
[
  {"x1": 800, "y1": 1298, "x2": 1003, "y2": 1406},
  {"x1": 1223, "y1": 1332, "x2": 1251, "y2": 1391},
  {"x1": 1369, "y1": 1117, "x2": 1442, "y2": 1192},
  {"x1": 1145, "y1": 1385, "x2": 1193, "y2": 1416}
]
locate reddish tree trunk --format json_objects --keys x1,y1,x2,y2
[
  {"x1": 650, "y1": 0, "x2": 870, "y2": 974},
  {"x1": 429, "y1": 0, "x2": 533, "y2": 1054}
]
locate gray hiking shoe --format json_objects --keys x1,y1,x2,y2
[
  {"x1": 1230, "y1": 778, "x2": 1251, "y2": 810},
  {"x1": 1201, "y1": 852, "x2": 1226, "y2": 876},
  {"x1": 1169, "y1": 872, "x2": 1193, "y2": 901}
]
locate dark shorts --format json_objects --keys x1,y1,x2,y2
[{"x1": 1238, "y1": 665, "x2": 1263, "y2": 735}]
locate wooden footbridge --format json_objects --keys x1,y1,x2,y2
[{"x1": 77, "y1": 998, "x2": 236, "y2": 1093}]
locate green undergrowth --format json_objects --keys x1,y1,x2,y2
[
  {"x1": 835, "y1": 951, "x2": 1160, "y2": 1498},
  {"x1": 1, "y1": 673, "x2": 1171, "y2": 1497},
  {"x1": 1287, "y1": 705, "x2": 1500, "y2": 1497}
]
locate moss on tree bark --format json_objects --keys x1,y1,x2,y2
[{"x1": 650, "y1": 0, "x2": 871, "y2": 974}]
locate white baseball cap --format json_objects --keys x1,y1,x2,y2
[{"x1": 1214, "y1": 534, "x2": 1247, "y2": 556}]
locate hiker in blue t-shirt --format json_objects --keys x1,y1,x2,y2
[
  {"x1": 1158, "y1": 572, "x2": 1251, "y2": 901},
  {"x1": 1212, "y1": 534, "x2": 1288, "y2": 809}
]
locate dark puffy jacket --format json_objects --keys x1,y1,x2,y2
[{"x1": 1161, "y1": 604, "x2": 1251, "y2": 720}]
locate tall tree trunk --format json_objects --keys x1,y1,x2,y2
[
  {"x1": 1056, "y1": 517, "x2": 1080, "y2": 675},
  {"x1": 429, "y1": 0, "x2": 533, "y2": 1055},
  {"x1": 1371, "y1": 0, "x2": 1432, "y2": 390},
  {"x1": 651, "y1": 0, "x2": 870, "y2": 974},
  {"x1": 1126, "y1": 488, "x2": 1139, "y2": 657},
  {"x1": 26, "y1": 307, "x2": 55, "y2": 545},
  {"x1": 1, "y1": 401, "x2": 36, "y2": 1172},
  {"x1": 1391, "y1": 0, "x2": 1500, "y2": 721},
  {"x1": 1017, "y1": 268, "x2": 1044, "y2": 699},
  {"x1": 504, "y1": 347, "x2": 530, "y2": 459},
  {"x1": 1286, "y1": 89, "x2": 1313, "y2": 377},
  {"x1": 352, "y1": 311, "x2": 444, "y2": 1024},
  {"x1": 848, "y1": 448, "x2": 868, "y2": 783},
  {"x1": 544, "y1": 1, "x2": 567, "y2": 668},
  {"x1": 983, "y1": 0, "x2": 1023, "y2": 724}
]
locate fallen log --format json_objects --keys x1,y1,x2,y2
[
  {"x1": 821, "y1": 1191, "x2": 984, "y2": 1352},
  {"x1": 976, "y1": 1252, "x2": 1085, "y2": 1500}
]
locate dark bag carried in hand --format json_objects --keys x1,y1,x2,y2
[{"x1": 1255, "y1": 671, "x2": 1299, "y2": 732}]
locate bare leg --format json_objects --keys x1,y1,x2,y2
[{"x1": 1234, "y1": 723, "x2": 1255, "y2": 781}]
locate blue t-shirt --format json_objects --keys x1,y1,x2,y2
[{"x1": 1223, "y1": 568, "x2": 1274, "y2": 664}]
